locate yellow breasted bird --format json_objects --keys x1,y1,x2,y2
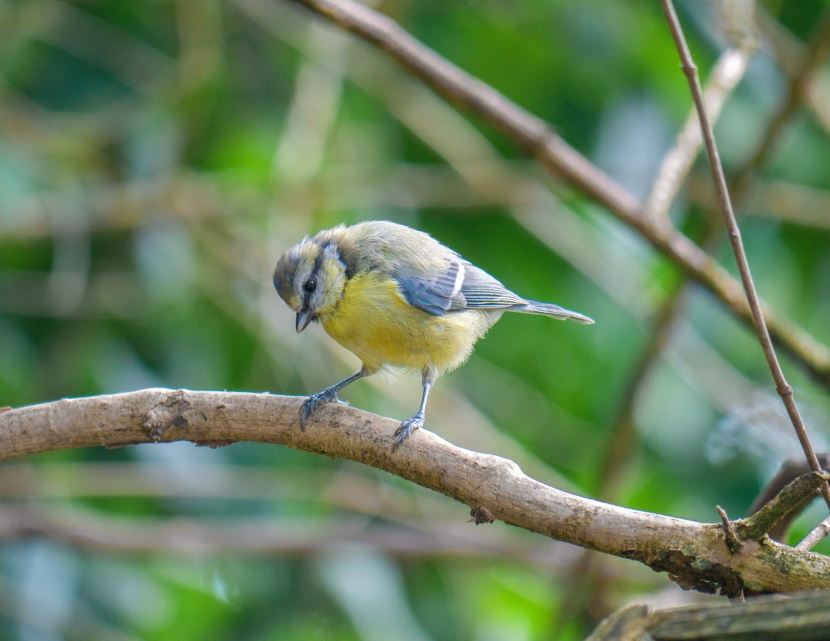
[{"x1": 273, "y1": 220, "x2": 593, "y2": 450}]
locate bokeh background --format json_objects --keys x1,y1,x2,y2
[{"x1": 2, "y1": 0, "x2": 830, "y2": 639}]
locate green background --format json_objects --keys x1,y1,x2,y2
[{"x1": 2, "y1": 0, "x2": 830, "y2": 639}]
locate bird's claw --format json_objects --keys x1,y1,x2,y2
[
  {"x1": 391, "y1": 414, "x2": 424, "y2": 452},
  {"x1": 299, "y1": 389, "x2": 345, "y2": 428}
]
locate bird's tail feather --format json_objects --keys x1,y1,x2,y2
[{"x1": 513, "y1": 300, "x2": 594, "y2": 324}]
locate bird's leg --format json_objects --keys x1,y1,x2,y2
[
  {"x1": 300, "y1": 369, "x2": 366, "y2": 428},
  {"x1": 392, "y1": 369, "x2": 435, "y2": 451}
]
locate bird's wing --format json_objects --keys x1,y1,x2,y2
[
  {"x1": 454, "y1": 262, "x2": 526, "y2": 310},
  {"x1": 395, "y1": 257, "x2": 466, "y2": 316},
  {"x1": 396, "y1": 259, "x2": 525, "y2": 316}
]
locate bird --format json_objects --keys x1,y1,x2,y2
[{"x1": 273, "y1": 220, "x2": 593, "y2": 450}]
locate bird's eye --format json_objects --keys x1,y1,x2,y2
[{"x1": 303, "y1": 277, "x2": 317, "y2": 293}]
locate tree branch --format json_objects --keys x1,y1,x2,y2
[{"x1": 2, "y1": 388, "x2": 830, "y2": 596}]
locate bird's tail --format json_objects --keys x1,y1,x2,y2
[{"x1": 512, "y1": 300, "x2": 594, "y2": 324}]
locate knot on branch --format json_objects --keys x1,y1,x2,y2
[
  {"x1": 468, "y1": 506, "x2": 495, "y2": 525},
  {"x1": 717, "y1": 506, "x2": 742, "y2": 553},
  {"x1": 142, "y1": 390, "x2": 192, "y2": 442}
]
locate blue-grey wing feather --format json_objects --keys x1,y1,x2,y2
[
  {"x1": 454, "y1": 263, "x2": 525, "y2": 310},
  {"x1": 396, "y1": 258, "x2": 593, "y2": 322},
  {"x1": 396, "y1": 255, "x2": 595, "y2": 323},
  {"x1": 397, "y1": 259, "x2": 528, "y2": 316},
  {"x1": 396, "y1": 258, "x2": 465, "y2": 316}
]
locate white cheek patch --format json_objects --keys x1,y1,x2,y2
[{"x1": 311, "y1": 245, "x2": 348, "y2": 311}]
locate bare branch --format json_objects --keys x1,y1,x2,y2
[
  {"x1": 2, "y1": 389, "x2": 830, "y2": 596},
  {"x1": 798, "y1": 517, "x2": 830, "y2": 552}
]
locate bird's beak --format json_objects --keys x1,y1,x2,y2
[{"x1": 296, "y1": 309, "x2": 314, "y2": 333}]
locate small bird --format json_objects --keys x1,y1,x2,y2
[{"x1": 273, "y1": 221, "x2": 593, "y2": 450}]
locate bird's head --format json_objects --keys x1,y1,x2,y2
[{"x1": 273, "y1": 237, "x2": 348, "y2": 332}]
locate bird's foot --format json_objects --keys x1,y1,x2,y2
[
  {"x1": 299, "y1": 388, "x2": 346, "y2": 428},
  {"x1": 392, "y1": 413, "x2": 425, "y2": 452}
]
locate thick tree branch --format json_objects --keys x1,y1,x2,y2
[{"x1": 2, "y1": 388, "x2": 830, "y2": 596}]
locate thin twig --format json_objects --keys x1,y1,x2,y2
[
  {"x1": 798, "y1": 516, "x2": 830, "y2": 551},
  {"x1": 661, "y1": 0, "x2": 830, "y2": 516},
  {"x1": 716, "y1": 505, "x2": 741, "y2": 554}
]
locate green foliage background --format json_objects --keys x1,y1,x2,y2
[{"x1": 2, "y1": 1, "x2": 830, "y2": 639}]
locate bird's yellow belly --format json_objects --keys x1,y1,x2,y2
[{"x1": 319, "y1": 273, "x2": 495, "y2": 374}]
